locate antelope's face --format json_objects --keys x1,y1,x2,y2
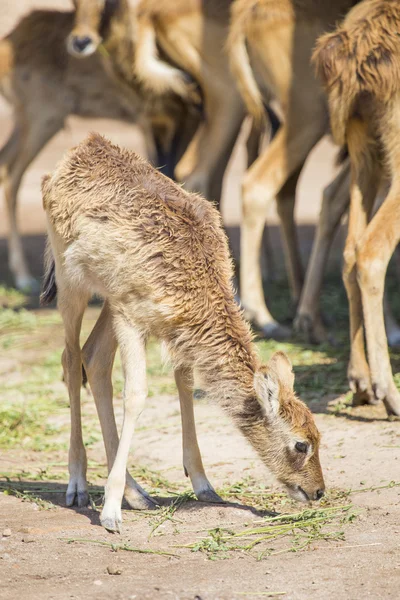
[
  {"x1": 252, "y1": 352, "x2": 325, "y2": 502},
  {"x1": 67, "y1": 0, "x2": 118, "y2": 58}
]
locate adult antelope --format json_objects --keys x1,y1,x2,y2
[
  {"x1": 0, "y1": 1, "x2": 194, "y2": 290},
  {"x1": 228, "y1": 0, "x2": 358, "y2": 340},
  {"x1": 313, "y1": 0, "x2": 400, "y2": 416},
  {"x1": 68, "y1": 0, "x2": 245, "y2": 210}
]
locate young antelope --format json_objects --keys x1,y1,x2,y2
[{"x1": 41, "y1": 133, "x2": 325, "y2": 532}]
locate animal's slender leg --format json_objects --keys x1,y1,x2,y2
[
  {"x1": 3, "y1": 115, "x2": 64, "y2": 290},
  {"x1": 176, "y1": 89, "x2": 244, "y2": 204},
  {"x1": 240, "y1": 123, "x2": 324, "y2": 339},
  {"x1": 100, "y1": 314, "x2": 147, "y2": 532},
  {"x1": 0, "y1": 124, "x2": 21, "y2": 172},
  {"x1": 206, "y1": 111, "x2": 244, "y2": 208},
  {"x1": 342, "y1": 145, "x2": 379, "y2": 406},
  {"x1": 275, "y1": 165, "x2": 304, "y2": 305},
  {"x1": 357, "y1": 184, "x2": 400, "y2": 416},
  {"x1": 174, "y1": 367, "x2": 223, "y2": 503},
  {"x1": 57, "y1": 282, "x2": 91, "y2": 508},
  {"x1": 82, "y1": 302, "x2": 155, "y2": 510},
  {"x1": 295, "y1": 162, "x2": 351, "y2": 343},
  {"x1": 244, "y1": 119, "x2": 276, "y2": 283}
]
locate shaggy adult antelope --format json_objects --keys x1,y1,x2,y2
[
  {"x1": 41, "y1": 133, "x2": 325, "y2": 532},
  {"x1": 313, "y1": 0, "x2": 400, "y2": 416},
  {"x1": 228, "y1": 0, "x2": 358, "y2": 340},
  {"x1": 0, "y1": 2, "x2": 193, "y2": 290}
]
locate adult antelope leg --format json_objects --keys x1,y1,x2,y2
[
  {"x1": 276, "y1": 165, "x2": 304, "y2": 306},
  {"x1": 342, "y1": 140, "x2": 379, "y2": 406},
  {"x1": 3, "y1": 113, "x2": 64, "y2": 290},
  {"x1": 240, "y1": 123, "x2": 324, "y2": 339},
  {"x1": 82, "y1": 302, "x2": 155, "y2": 510},
  {"x1": 174, "y1": 367, "x2": 222, "y2": 503},
  {"x1": 100, "y1": 314, "x2": 147, "y2": 532},
  {"x1": 295, "y1": 161, "x2": 351, "y2": 343},
  {"x1": 176, "y1": 84, "x2": 244, "y2": 205},
  {"x1": 357, "y1": 184, "x2": 400, "y2": 416}
]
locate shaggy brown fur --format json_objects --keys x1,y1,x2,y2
[
  {"x1": 42, "y1": 133, "x2": 324, "y2": 531},
  {"x1": 0, "y1": 4, "x2": 181, "y2": 291},
  {"x1": 227, "y1": 0, "x2": 357, "y2": 343},
  {"x1": 314, "y1": 0, "x2": 400, "y2": 146},
  {"x1": 313, "y1": 0, "x2": 400, "y2": 416}
]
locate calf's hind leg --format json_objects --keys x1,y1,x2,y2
[
  {"x1": 82, "y1": 302, "x2": 156, "y2": 510},
  {"x1": 100, "y1": 315, "x2": 148, "y2": 532},
  {"x1": 57, "y1": 284, "x2": 91, "y2": 508},
  {"x1": 175, "y1": 367, "x2": 223, "y2": 503}
]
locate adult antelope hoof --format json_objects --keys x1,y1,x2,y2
[
  {"x1": 256, "y1": 321, "x2": 292, "y2": 342},
  {"x1": 293, "y1": 313, "x2": 331, "y2": 345},
  {"x1": 124, "y1": 485, "x2": 158, "y2": 510},
  {"x1": 349, "y1": 372, "x2": 376, "y2": 406},
  {"x1": 196, "y1": 488, "x2": 225, "y2": 504},
  {"x1": 65, "y1": 483, "x2": 89, "y2": 508},
  {"x1": 373, "y1": 385, "x2": 400, "y2": 417},
  {"x1": 15, "y1": 275, "x2": 40, "y2": 295}
]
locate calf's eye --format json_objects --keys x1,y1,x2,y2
[{"x1": 295, "y1": 441, "x2": 308, "y2": 453}]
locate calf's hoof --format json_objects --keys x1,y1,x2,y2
[
  {"x1": 101, "y1": 504, "x2": 122, "y2": 533},
  {"x1": 124, "y1": 485, "x2": 158, "y2": 510}
]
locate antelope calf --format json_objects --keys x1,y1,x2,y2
[
  {"x1": 313, "y1": 0, "x2": 400, "y2": 416},
  {"x1": 41, "y1": 133, "x2": 325, "y2": 532}
]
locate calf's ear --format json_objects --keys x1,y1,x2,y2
[
  {"x1": 253, "y1": 371, "x2": 280, "y2": 418},
  {"x1": 268, "y1": 351, "x2": 294, "y2": 390}
]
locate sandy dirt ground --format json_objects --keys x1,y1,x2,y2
[{"x1": 0, "y1": 3, "x2": 400, "y2": 600}]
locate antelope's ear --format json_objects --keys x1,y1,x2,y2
[
  {"x1": 267, "y1": 351, "x2": 294, "y2": 390},
  {"x1": 254, "y1": 370, "x2": 280, "y2": 418}
]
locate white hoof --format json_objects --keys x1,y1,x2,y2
[{"x1": 101, "y1": 501, "x2": 123, "y2": 533}]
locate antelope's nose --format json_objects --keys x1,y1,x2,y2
[
  {"x1": 315, "y1": 489, "x2": 324, "y2": 500},
  {"x1": 72, "y1": 36, "x2": 92, "y2": 53}
]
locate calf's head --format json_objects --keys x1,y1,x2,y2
[{"x1": 243, "y1": 352, "x2": 325, "y2": 502}]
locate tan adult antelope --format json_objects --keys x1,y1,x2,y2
[
  {"x1": 0, "y1": 2, "x2": 194, "y2": 290},
  {"x1": 313, "y1": 0, "x2": 400, "y2": 416},
  {"x1": 228, "y1": 0, "x2": 358, "y2": 340},
  {"x1": 68, "y1": 0, "x2": 245, "y2": 210},
  {"x1": 41, "y1": 133, "x2": 325, "y2": 532}
]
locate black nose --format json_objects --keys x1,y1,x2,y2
[
  {"x1": 316, "y1": 489, "x2": 324, "y2": 500},
  {"x1": 72, "y1": 36, "x2": 92, "y2": 52}
]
